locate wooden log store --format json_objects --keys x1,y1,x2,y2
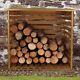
[{"x1": 8, "y1": 8, "x2": 74, "y2": 70}]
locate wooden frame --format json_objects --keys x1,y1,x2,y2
[{"x1": 8, "y1": 8, "x2": 74, "y2": 70}]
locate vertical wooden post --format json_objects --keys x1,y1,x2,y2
[
  {"x1": 70, "y1": 11, "x2": 74, "y2": 70},
  {"x1": 8, "y1": 10, "x2": 10, "y2": 69}
]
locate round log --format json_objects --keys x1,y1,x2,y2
[
  {"x1": 28, "y1": 43, "x2": 36, "y2": 50},
  {"x1": 26, "y1": 58, "x2": 32, "y2": 64},
  {"x1": 30, "y1": 51, "x2": 37, "y2": 58},
  {"x1": 46, "y1": 58, "x2": 50, "y2": 64},
  {"x1": 31, "y1": 31, "x2": 37, "y2": 38},
  {"x1": 18, "y1": 22, "x2": 24, "y2": 30},
  {"x1": 20, "y1": 40, "x2": 26, "y2": 47},
  {"x1": 10, "y1": 25, "x2": 18, "y2": 33},
  {"x1": 56, "y1": 52, "x2": 63, "y2": 59},
  {"x1": 33, "y1": 57, "x2": 39, "y2": 64},
  {"x1": 23, "y1": 27, "x2": 32, "y2": 36},
  {"x1": 33, "y1": 38, "x2": 38, "y2": 43},
  {"x1": 45, "y1": 50, "x2": 51, "y2": 58},
  {"x1": 41, "y1": 37, "x2": 48, "y2": 44},
  {"x1": 38, "y1": 49, "x2": 45, "y2": 56},
  {"x1": 37, "y1": 42, "x2": 43, "y2": 49},
  {"x1": 43, "y1": 44, "x2": 49, "y2": 50},
  {"x1": 17, "y1": 51, "x2": 23, "y2": 57},
  {"x1": 58, "y1": 46, "x2": 64, "y2": 52},
  {"x1": 52, "y1": 51, "x2": 58, "y2": 55},
  {"x1": 17, "y1": 46, "x2": 21, "y2": 51},
  {"x1": 19, "y1": 57, "x2": 25, "y2": 64},
  {"x1": 25, "y1": 36, "x2": 32, "y2": 43},
  {"x1": 62, "y1": 57, "x2": 68, "y2": 64},
  {"x1": 22, "y1": 47, "x2": 28, "y2": 53},
  {"x1": 39, "y1": 57, "x2": 45, "y2": 63},
  {"x1": 50, "y1": 56, "x2": 58, "y2": 64},
  {"x1": 11, "y1": 56, "x2": 18, "y2": 64},
  {"x1": 38, "y1": 32, "x2": 44, "y2": 37},
  {"x1": 10, "y1": 49, "x2": 17, "y2": 56},
  {"x1": 25, "y1": 53, "x2": 29, "y2": 59},
  {"x1": 15, "y1": 31, "x2": 23, "y2": 40},
  {"x1": 49, "y1": 41, "x2": 58, "y2": 51}
]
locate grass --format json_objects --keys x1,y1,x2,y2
[{"x1": 0, "y1": 75, "x2": 79, "y2": 80}]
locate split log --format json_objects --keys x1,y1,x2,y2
[
  {"x1": 23, "y1": 27, "x2": 32, "y2": 36},
  {"x1": 43, "y1": 44, "x2": 49, "y2": 50},
  {"x1": 62, "y1": 57, "x2": 68, "y2": 64},
  {"x1": 52, "y1": 51, "x2": 58, "y2": 56},
  {"x1": 11, "y1": 56, "x2": 18, "y2": 64},
  {"x1": 41, "y1": 37, "x2": 48, "y2": 44},
  {"x1": 25, "y1": 52, "x2": 29, "y2": 59},
  {"x1": 22, "y1": 47, "x2": 28, "y2": 53},
  {"x1": 26, "y1": 58, "x2": 32, "y2": 64},
  {"x1": 45, "y1": 50, "x2": 51, "y2": 58},
  {"x1": 49, "y1": 41, "x2": 58, "y2": 51},
  {"x1": 15, "y1": 31, "x2": 23, "y2": 40},
  {"x1": 37, "y1": 42, "x2": 43, "y2": 49},
  {"x1": 46, "y1": 58, "x2": 51, "y2": 64},
  {"x1": 58, "y1": 46, "x2": 64, "y2": 52},
  {"x1": 56, "y1": 52, "x2": 63, "y2": 59},
  {"x1": 20, "y1": 40, "x2": 26, "y2": 47},
  {"x1": 38, "y1": 49, "x2": 45, "y2": 56},
  {"x1": 10, "y1": 25, "x2": 18, "y2": 33},
  {"x1": 25, "y1": 36, "x2": 32, "y2": 43},
  {"x1": 50, "y1": 56, "x2": 58, "y2": 64},
  {"x1": 33, "y1": 57, "x2": 39, "y2": 64},
  {"x1": 10, "y1": 49, "x2": 17, "y2": 56},
  {"x1": 30, "y1": 51, "x2": 37, "y2": 58},
  {"x1": 39, "y1": 57, "x2": 45, "y2": 63},
  {"x1": 28, "y1": 43, "x2": 36, "y2": 50},
  {"x1": 31, "y1": 31, "x2": 37, "y2": 38},
  {"x1": 17, "y1": 51, "x2": 23, "y2": 57},
  {"x1": 19, "y1": 57, "x2": 25, "y2": 64},
  {"x1": 17, "y1": 46, "x2": 21, "y2": 51},
  {"x1": 33, "y1": 38, "x2": 38, "y2": 43},
  {"x1": 18, "y1": 22, "x2": 24, "y2": 30}
]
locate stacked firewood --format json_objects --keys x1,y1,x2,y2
[{"x1": 10, "y1": 21, "x2": 68, "y2": 65}]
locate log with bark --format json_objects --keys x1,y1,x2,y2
[{"x1": 11, "y1": 56, "x2": 18, "y2": 64}]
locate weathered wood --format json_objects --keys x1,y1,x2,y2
[
  {"x1": 20, "y1": 40, "x2": 26, "y2": 47},
  {"x1": 26, "y1": 58, "x2": 32, "y2": 64},
  {"x1": 15, "y1": 31, "x2": 23, "y2": 40},
  {"x1": 31, "y1": 31, "x2": 37, "y2": 38},
  {"x1": 10, "y1": 49, "x2": 17, "y2": 56},
  {"x1": 37, "y1": 42, "x2": 43, "y2": 49},
  {"x1": 33, "y1": 38, "x2": 38, "y2": 43},
  {"x1": 41, "y1": 37, "x2": 48, "y2": 44},
  {"x1": 38, "y1": 49, "x2": 45, "y2": 56},
  {"x1": 30, "y1": 51, "x2": 37, "y2": 58},
  {"x1": 18, "y1": 22, "x2": 24, "y2": 30},
  {"x1": 22, "y1": 47, "x2": 28, "y2": 53},
  {"x1": 28, "y1": 43, "x2": 36, "y2": 50},
  {"x1": 23, "y1": 27, "x2": 32, "y2": 36},
  {"x1": 62, "y1": 57, "x2": 68, "y2": 64},
  {"x1": 51, "y1": 56, "x2": 58, "y2": 64},
  {"x1": 25, "y1": 53, "x2": 29, "y2": 59},
  {"x1": 46, "y1": 58, "x2": 50, "y2": 64},
  {"x1": 25, "y1": 36, "x2": 32, "y2": 43},
  {"x1": 43, "y1": 44, "x2": 49, "y2": 50},
  {"x1": 33, "y1": 57, "x2": 39, "y2": 64},
  {"x1": 49, "y1": 41, "x2": 58, "y2": 51},
  {"x1": 17, "y1": 51, "x2": 23, "y2": 57},
  {"x1": 39, "y1": 57, "x2": 45, "y2": 64},
  {"x1": 45, "y1": 50, "x2": 51, "y2": 58},
  {"x1": 56, "y1": 52, "x2": 63, "y2": 59},
  {"x1": 11, "y1": 56, "x2": 18, "y2": 64},
  {"x1": 10, "y1": 25, "x2": 18, "y2": 33},
  {"x1": 19, "y1": 57, "x2": 25, "y2": 64}
]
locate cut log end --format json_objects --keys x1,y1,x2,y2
[
  {"x1": 38, "y1": 49, "x2": 45, "y2": 56},
  {"x1": 28, "y1": 43, "x2": 36, "y2": 50},
  {"x1": 19, "y1": 57, "x2": 25, "y2": 64}
]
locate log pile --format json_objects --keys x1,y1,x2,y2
[{"x1": 10, "y1": 21, "x2": 69, "y2": 65}]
